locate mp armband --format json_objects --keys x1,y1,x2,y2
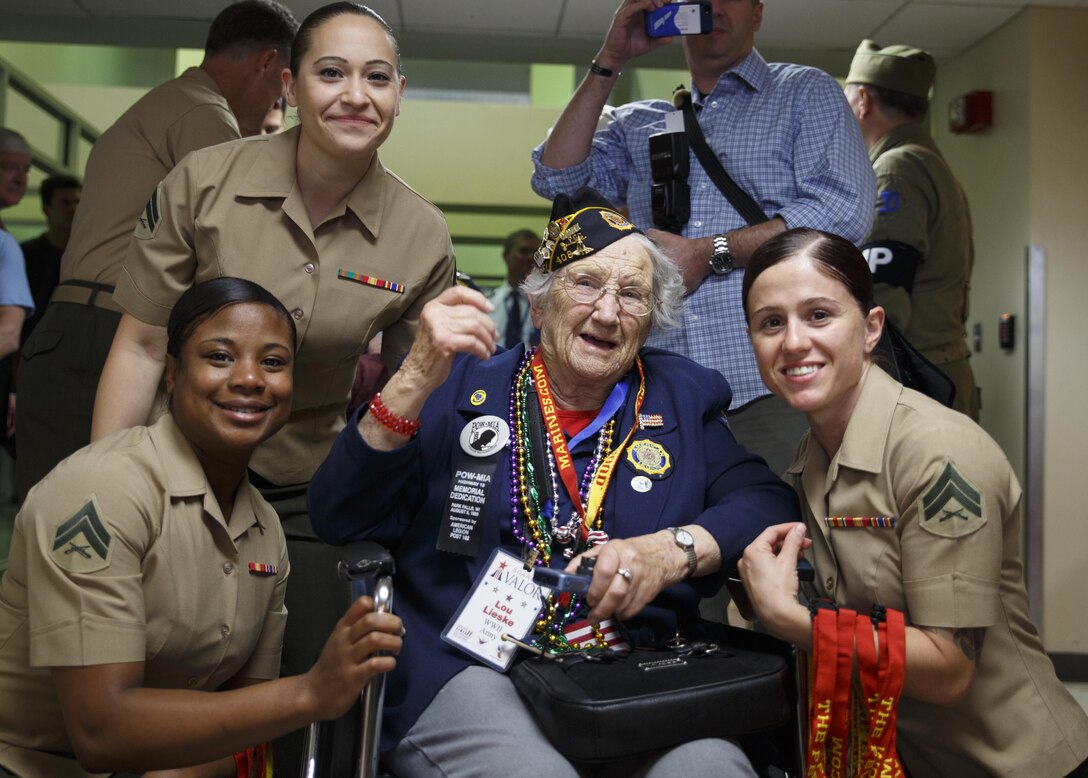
[{"x1": 860, "y1": 240, "x2": 921, "y2": 293}]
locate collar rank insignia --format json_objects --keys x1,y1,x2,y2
[
  {"x1": 50, "y1": 496, "x2": 113, "y2": 574},
  {"x1": 918, "y1": 459, "x2": 985, "y2": 538}
]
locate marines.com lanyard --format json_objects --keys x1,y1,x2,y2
[{"x1": 530, "y1": 350, "x2": 645, "y2": 543}]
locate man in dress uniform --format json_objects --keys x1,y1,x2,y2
[
  {"x1": 15, "y1": 0, "x2": 298, "y2": 496},
  {"x1": 846, "y1": 40, "x2": 979, "y2": 419}
]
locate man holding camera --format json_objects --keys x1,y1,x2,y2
[{"x1": 532, "y1": 0, "x2": 874, "y2": 473}]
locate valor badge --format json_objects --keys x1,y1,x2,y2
[
  {"x1": 470, "y1": 389, "x2": 487, "y2": 406},
  {"x1": 50, "y1": 496, "x2": 113, "y2": 574},
  {"x1": 918, "y1": 459, "x2": 985, "y2": 538},
  {"x1": 624, "y1": 439, "x2": 672, "y2": 479},
  {"x1": 459, "y1": 415, "x2": 510, "y2": 458}
]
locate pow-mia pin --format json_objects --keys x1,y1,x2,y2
[
  {"x1": 50, "y1": 496, "x2": 113, "y2": 574},
  {"x1": 624, "y1": 439, "x2": 673, "y2": 479},
  {"x1": 459, "y1": 415, "x2": 511, "y2": 458}
]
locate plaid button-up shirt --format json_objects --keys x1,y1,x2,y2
[{"x1": 532, "y1": 50, "x2": 876, "y2": 408}]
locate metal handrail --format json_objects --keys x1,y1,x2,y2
[{"x1": 0, "y1": 54, "x2": 100, "y2": 175}]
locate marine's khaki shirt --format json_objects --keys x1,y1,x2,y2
[
  {"x1": 0, "y1": 415, "x2": 288, "y2": 778},
  {"x1": 786, "y1": 366, "x2": 1088, "y2": 777},
  {"x1": 866, "y1": 123, "x2": 973, "y2": 364},
  {"x1": 60, "y1": 67, "x2": 238, "y2": 287},
  {"x1": 114, "y1": 127, "x2": 456, "y2": 485}
]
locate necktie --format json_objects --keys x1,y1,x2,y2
[{"x1": 505, "y1": 292, "x2": 523, "y2": 349}]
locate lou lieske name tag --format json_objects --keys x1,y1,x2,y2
[{"x1": 442, "y1": 547, "x2": 545, "y2": 671}]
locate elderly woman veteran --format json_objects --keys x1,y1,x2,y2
[
  {"x1": 308, "y1": 190, "x2": 799, "y2": 777},
  {"x1": 737, "y1": 229, "x2": 1088, "y2": 778},
  {"x1": 0, "y1": 278, "x2": 402, "y2": 778}
]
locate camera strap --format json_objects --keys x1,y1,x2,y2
[{"x1": 675, "y1": 88, "x2": 769, "y2": 226}]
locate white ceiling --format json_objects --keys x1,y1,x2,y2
[{"x1": 2, "y1": 0, "x2": 1086, "y2": 72}]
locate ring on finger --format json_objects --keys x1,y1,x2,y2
[{"x1": 616, "y1": 567, "x2": 632, "y2": 582}]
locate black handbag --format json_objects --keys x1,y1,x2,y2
[
  {"x1": 510, "y1": 625, "x2": 794, "y2": 763},
  {"x1": 872, "y1": 319, "x2": 956, "y2": 407}
]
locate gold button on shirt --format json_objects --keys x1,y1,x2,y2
[
  {"x1": 114, "y1": 127, "x2": 456, "y2": 485},
  {"x1": 0, "y1": 415, "x2": 287, "y2": 777}
]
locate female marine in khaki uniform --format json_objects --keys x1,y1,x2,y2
[
  {"x1": 737, "y1": 229, "x2": 1088, "y2": 777},
  {"x1": 90, "y1": 3, "x2": 453, "y2": 689},
  {"x1": 0, "y1": 278, "x2": 402, "y2": 777}
]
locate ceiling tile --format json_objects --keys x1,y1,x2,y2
[
  {"x1": 758, "y1": 0, "x2": 904, "y2": 49},
  {"x1": 401, "y1": 0, "x2": 563, "y2": 35},
  {"x1": 874, "y1": 2, "x2": 1021, "y2": 53},
  {"x1": 559, "y1": 0, "x2": 632, "y2": 39}
]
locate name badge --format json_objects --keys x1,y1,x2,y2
[{"x1": 442, "y1": 548, "x2": 545, "y2": 671}]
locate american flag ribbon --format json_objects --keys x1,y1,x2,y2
[
  {"x1": 563, "y1": 618, "x2": 630, "y2": 651},
  {"x1": 638, "y1": 413, "x2": 664, "y2": 429},
  {"x1": 586, "y1": 529, "x2": 610, "y2": 546},
  {"x1": 823, "y1": 516, "x2": 896, "y2": 529}
]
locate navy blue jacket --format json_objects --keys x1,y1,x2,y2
[{"x1": 308, "y1": 346, "x2": 799, "y2": 750}]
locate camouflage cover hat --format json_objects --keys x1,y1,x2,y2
[
  {"x1": 846, "y1": 39, "x2": 936, "y2": 100},
  {"x1": 534, "y1": 187, "x2": 640, "y2": 273}
]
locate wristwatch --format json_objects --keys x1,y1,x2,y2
[
  {"x1": 708, "y1": 233, "x2": 734, "y2": 275},
  {"x1": 667, "y1": 527, "x2": 697, "y2": 579}
]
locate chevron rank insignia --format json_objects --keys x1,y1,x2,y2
[
  {"x1": 134, "y1": 182, "x2": 162, "y2": 241},
  {"x1": 918, "y1": 460, "x2": 985, "y2": 538},
  {"x1": 49, "y1": 496, "x2": 113, "y2": 573}
]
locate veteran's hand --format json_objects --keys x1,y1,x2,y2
[
  {"x1": 571, "y1": 532, "x2": 682, "y2": 623},
  {"x1": 646, "y1": 230, "x2": 714, "y2": 294},
  {"x1": 738, "y1": 523, "x2": 814, "y2": 646},
  {"x1": 596, "y1": 0, "x2": 675, "y2": 72},
  {"x1": 398, "y1": 286, "x2": 498, "y2": 395}
]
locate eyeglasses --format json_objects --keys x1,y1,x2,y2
[{"x1": 559, "y1": 272, "x2": 657, "y2": 318}]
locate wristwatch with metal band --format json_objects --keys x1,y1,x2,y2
[
  {"x1": 667, "y1": 527, "x2": 697, "y2": 578},
  {"x1": 709, "y1": 233, "x2": 734, "y2": 275}
]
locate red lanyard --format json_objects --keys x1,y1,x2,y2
[
  {"x1": 530, "y1": 351, "x2": 644, "y2": 540},
  {"x1": 827, "y1": 607, "x2": 856, "y2": 778},
  {"x1": 809, "y1": 605, "x2": 906, "y2": 778},
  {"x1": 808, "y1": 606, "x2": 839, "y2": 778},
  {"x1": 854, "y1": 609, "x2": 906, "y2": 778}
]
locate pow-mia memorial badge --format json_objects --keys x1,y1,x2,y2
[
  {"x1": 623, "y1": 439, "x2": 673, "y2": 479},
  {"x1": 918, "y1": 459, "x2": 985, "y2": 538},
  {"x1": 439, "y1": 416, "x2": 512, "y2": 557},
  {"x1": 134, "y1": 182, "x2": 163, "y2": 241},
  {"x1": 49, "y1": 496, "x2": 113, "y2": 574}
]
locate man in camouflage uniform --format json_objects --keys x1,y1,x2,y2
[{"x1": 845, "y1": 40, "x2": 978, "y2": 419}]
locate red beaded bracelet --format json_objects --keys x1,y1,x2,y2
[{"x1": 369, "y1": 391, "x2": 421, "y2": 437}]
